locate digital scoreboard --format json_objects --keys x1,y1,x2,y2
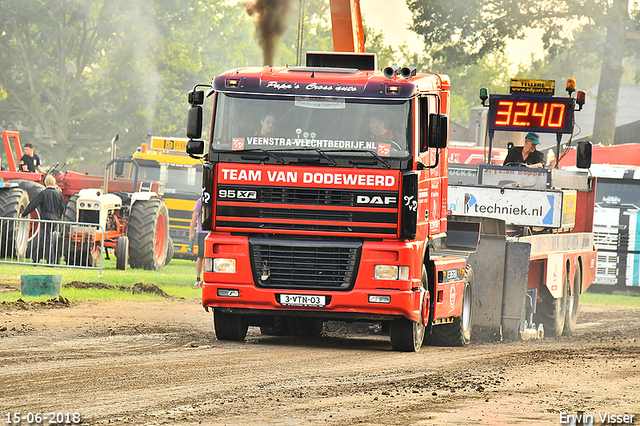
[{"x1": 487, "y1": 94, "x2": 575, "y2": 134}]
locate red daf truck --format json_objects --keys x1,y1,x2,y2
[{"x1": 185, "y1": 53, "x2": 479, "y2": 352}]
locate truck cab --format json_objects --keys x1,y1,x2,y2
[{"x1": 185, "y1": 53, "x2": 473, "y2": 352}]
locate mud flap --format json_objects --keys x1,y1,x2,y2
[
  {"x1": 501, "y1": 241, "x2": 531, "y2": 340},
  {"x1": 464, "y1": 218, "x2": 507, "y2": 341}
]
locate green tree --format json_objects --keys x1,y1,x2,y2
[
  {"x1": 0, "y1": 0, "x2": 124, "y2": 166},
  {"x1": 407, "y1": 0, "x2": 638, "y2": 145}
]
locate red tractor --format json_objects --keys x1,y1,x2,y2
[{"x1": 1, "y1": 132, "x2": 170, "y2": 269}]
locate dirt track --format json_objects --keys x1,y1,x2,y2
[{"x1": 1, "y1": 298, "x2": 639, "y2": 426}]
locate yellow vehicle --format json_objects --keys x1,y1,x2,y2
[{"x1": 132, "y1": 136, "x2": 203, "y2": 258}]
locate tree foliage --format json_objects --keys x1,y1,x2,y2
[
  {"x1": 407, "y1": 0, "x2": 639, "y2": 144},
  {"x1": 0, "y1": 0, "x2": 341, "y2": 169}
]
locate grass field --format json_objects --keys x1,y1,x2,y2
[
  {"x1": 582, "y1": 290, "x2": 640, "y2": 308},
  {"x1": 0, "y1": 258, "x2": 202, "y2": 303},
  {"x1": 2, "y1": 257, "x2": 640, "y2": 308}
]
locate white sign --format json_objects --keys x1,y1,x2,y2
[{"x1": 448, "y1": 185, "x2": 563, "y2": 227}]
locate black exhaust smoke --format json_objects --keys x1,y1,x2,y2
[{"x1": 245, "y1": 0, "x2": 293, "y2": 66}]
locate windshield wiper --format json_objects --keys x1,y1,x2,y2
[
  {"x1": 306, "y1": 148, "x2": 337, "y2": 166},
  {"x1": 335, "y1": 150, "x2": 391, "y2": 169},
  {"x1": 234, "y1": 149, "x2": 285, "y2": 164}
]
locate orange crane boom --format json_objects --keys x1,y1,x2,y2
[{"x1": 329, "y1": 0, "x2": 365, "y2": 53}]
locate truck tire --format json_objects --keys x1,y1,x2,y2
[
  {"x1": 535, "y1": 271, "x2": 568, "y2": 337},
  {"x1": 214, "y1": 310, "x2": 248, "y2": 341},
  {"x1": 390, "y1": 266, "x2": 428, "y2": 352},
  {"x1": 563, "y1": 264, "x2": 581, "y2": 336},
  {"x1": 116, "y1": 235, "x2": 129, "y2": 270},
  {"x1": 0, "y1": 188, "x2": 29, "y2": 259},
  {"x1": 429, "y1": 265, "x2": 474, "y2": 347},
  {"x1": 260, "y1": 317, "x2": 290, "y2": 336},
  {"x1": 128, "y1": 198, "x2": 169, "y2": 270},
  {"x1": 288, "y1": 318, "x2": 323, "y2": 337}
]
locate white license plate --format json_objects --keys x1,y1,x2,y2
[{"x1": 280, "y1": 294, "x2": 326, "y2": 307}]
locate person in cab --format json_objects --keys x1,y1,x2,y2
[{"x1": 503, "y1": 131, "x2": 545, "y2": 168}]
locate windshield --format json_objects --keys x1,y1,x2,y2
[
  {"x1": 211, "y1": 93, "x2": 411, "y2": 158},
  {"x1": 596, "y1": 179, "x2": 640, "y2": 208},
  {"x1": 137, "y1": 163, "x2": 202, "y2": 196}
]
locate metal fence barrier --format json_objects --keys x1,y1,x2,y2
[{"x1": 0, "y1": 216, "x2": 105, "y2": 276}]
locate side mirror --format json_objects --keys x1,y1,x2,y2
[
  {"x1": 186, "y1": 105, "x2": 203, "y2": 140},
  {"x1": 186, "y1": 139, "x2": 205, "y2": 157},
  {"x1": 576, "y1": 141, "x2": 592, "y2": 169},
  {"x1": 428, "y1": 114, "x2": 448, "y2": 149}
]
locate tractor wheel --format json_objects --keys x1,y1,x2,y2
[
  {"x1": 563, "y1": 264, "x2": 581, "y2": 336},
  {"x1": 0, "y1": 188, "x2": 29, "y2": 259},
  {"x1": 390, "y1": 266, "x2": 428, "y2": 352},
  {"x1": 288, "y1": 318, "x2": 323, "y2": 338},
  {"x1": 17, "y1": 180, "x2": 44, "y2": 239},
  {"x1": 128, "y1": 198, "x2": 169, "y2": 270},
  {"x1": 260, "y1": 317, "x2": 290, "y2": 336},
  {"x1": 16, "y1": 180, "x2": 45, "y2": 206},
  {"x1": 428, "y1": 266, "x2": 475, "y2": 347},
  {"x1": 535, "y1": 271, "x2": 568, "y2": 338},
  {"x1": 64, "y1": 194, "x2": 79, "y2": 222},
  {"x1": 164, "y1": 235, "x2": 174, "y2": 266},
  {"x1": 62, "y1": 193, "x2": 80, "y2": 265},
  {"x1": 214, "y1": 310, "x2": 248, "y2": 341},
  {"x1": 116, "y1": 235, "x2": 129, "y2": 270}
]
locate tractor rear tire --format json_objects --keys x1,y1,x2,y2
[
  {"x1": 16, "y1": 180, "x2": 44, "y2": 208},
  {"x1": 116, "y1": 235, "x2": 129, "y2": 270},
  {"x1": 164, "y1": 235, "x2": 174, "y2": 266},
  {"x1": 64, "y1": 194, "x2": 79, "y2": 222},
  {"x1": 214, "y1": 310, "x2": 248, "y2": 341},
  {"x1": 128, "y1": 198, "x2": 169, "y2": 270},
  {"x1": 535, "y1": 272, "x2": 568, "y2": 338},
  {"x1": 428, "y1": 266, "x2": 474, "y2": 347},
  {"x1": 563, "y1": 264, "x2": 581, "y2": 336},
  {"x1": 0, "y1": 188, "x2": 29, "y2": 259}
]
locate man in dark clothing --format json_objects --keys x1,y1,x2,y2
[
  {"x1": 19, "y1": 143, "x2": 45, "y2": 173},
  {"x1": 503, "y1": 131, "x2": 545, "y2": 168},
  {"x1": 22, "y1": 175, "x2": 65, "y2": 263}
]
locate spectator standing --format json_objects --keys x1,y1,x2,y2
[
  {"x1": 189, "y1": 197, "x2": 207, "y2": 287},
  {"x1": 21, "y1": 175, "x2": 65, "y2": 263},
  {"x1": 19, "y1": 143, "x2": 45, "y2": 173}
]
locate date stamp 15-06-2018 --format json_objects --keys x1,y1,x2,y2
[{"x1": 5, "y1": 412, "x2": 82, "y2": 425}]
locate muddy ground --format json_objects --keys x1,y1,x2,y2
[{"x1": 0, "y1": 293, "x2": 639, "y2": 426}]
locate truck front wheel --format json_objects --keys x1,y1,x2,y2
[
  {"x1": 214, "y1": 310, "x2": 248, "y2": 341},
  {"x1": 390, "y1": 266, "x2": 428, "y2": 352}
]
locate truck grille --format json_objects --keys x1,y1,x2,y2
[
  {"x1": 216, "y1": 185, "x2": 399, "y2": 237},
  {"x1": 250, "y1": 238, "x2": 361, "y2": 290},
  {"x1": 261, "y1": 187, "x2": 352, "y2": 205}
]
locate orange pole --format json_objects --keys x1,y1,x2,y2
[
  {"x1": 2, "y1": 130, "x2": 23, "y2": 172},
  {"x1": 329, "y1": 0, "x2": 365, "y2": 53}
]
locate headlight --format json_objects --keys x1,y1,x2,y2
[
  {"x1": 213, "y1": 258, "x2": 236, "y2": 273},
  {"x1": 374, "y1": 265, "x2": 409, "y2": 280}
]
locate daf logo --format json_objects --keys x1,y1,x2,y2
[{"x1": 356, "y1": 195, "x2": 397, "y2": 205}]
